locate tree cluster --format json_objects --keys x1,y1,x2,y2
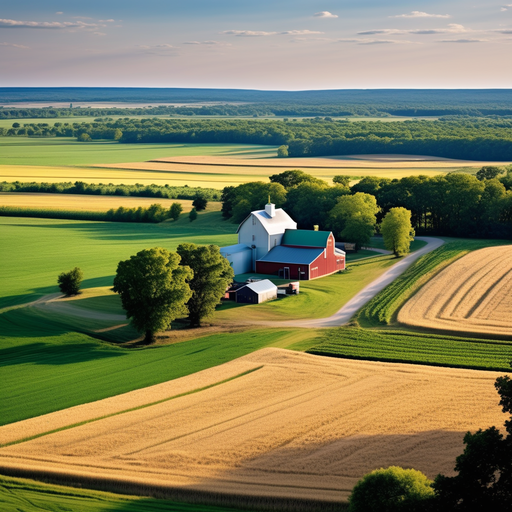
[
  {"x1": 4, "y1": 117, "x2": 512, "y2": 160},
  {"x1": 113, "y1": 245, "x2": 233, "y2": 343}
]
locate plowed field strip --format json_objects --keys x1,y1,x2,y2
[{"x1": 398, "y1": 245, "x2": 512, "y2": 336}]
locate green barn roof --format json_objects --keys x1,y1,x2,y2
[{"x1": 282, "y1": 229, "x2": 332, "y2": 248}]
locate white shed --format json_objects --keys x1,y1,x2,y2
[{"x1": 236, "y1": 279, "x2": 278, "y2": 304}]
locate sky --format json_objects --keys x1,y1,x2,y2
[{"x1": 1, "y1": 1, "x2": 511, "y2": 90}]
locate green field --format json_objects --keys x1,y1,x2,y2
[
  {"x1": 0, "y1": 475, "x2": 250, "y2": 512},
  {"x1": 0, "y1": 138, "x2": 276, "y2": 167},
  {"x1": 0, "y1": 212, "x2": 237, "y2": 309},
  {"x1": 309, "y1": 327, "x2": 512, "y2": 372}
]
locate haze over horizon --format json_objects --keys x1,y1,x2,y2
[{"x1": 1, "y1": 1, "x2": 511, "y2": 90}]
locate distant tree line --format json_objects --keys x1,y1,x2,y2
[
  {"x1": 222, "y1": 167, "x2": 512, "y2": 241},
  {"x1": 0, "y1": 181, "x2": 221, "y2": 201},
  {"x1": 3, "y1": 117, "x2": 512, "y2": 161}
]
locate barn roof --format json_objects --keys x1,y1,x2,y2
[
  {"x1": 220, "y1": 244, "x2": 251, "y2": 254},
  {"x1": 282, "y1": 229, "x2": 332, "y2": 248},
  {"x1": 242, "y1": 279, "x2": 278, "y2": 294},
  {"x1": 236, "y1": 208, "x2": 297, "y2": 235},
  {"x1": 257, "y1": 246, "x2": 324, "y2": 265}
]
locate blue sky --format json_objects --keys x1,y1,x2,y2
[{"x1": 1, "y1": 1, "x2": 511, "y2": 89}]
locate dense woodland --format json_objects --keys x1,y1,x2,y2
[
  {"x1": 2, "y1": 87, "x2": 512, "y2": 117},
  {"x1": 3, "y1": 117, "x2": 512, "y2": 160},
  {"x1": 222, "y1": 168, "x2": 512, "y2": 240}
]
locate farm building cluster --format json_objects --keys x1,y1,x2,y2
[{"x1": 221, "y1": 202, "x2": 345, "y2": 286}]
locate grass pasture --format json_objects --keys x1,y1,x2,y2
[{"x1": 0, "y1": 475, "x2": 248, "y2": 512}]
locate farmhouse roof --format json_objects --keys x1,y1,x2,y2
[
  {"x1": 257, "y1": 246, "x2": 324, "y2": 265},
  {"x1": 242, "y1": 279, "x2": 278, "y2": 294},
  {"x1": 282, "y1": 229, "x2": 332, "y2": 248},
  {"x1": 236, "y1": 208, "x2": 297, "y2": 235}
]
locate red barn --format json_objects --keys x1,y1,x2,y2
[{"x1": 256, "y1": 229, "x2": 345, "y2": 280}]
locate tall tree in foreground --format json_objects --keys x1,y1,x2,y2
[
  {"x1": 434, "y1": 373, "x2": 512, "y2": 512},
  {"x1": 112, "y1": 248, "x2": 193, "y2": 344},
  {"x1": 177, "y1": 243, "x2": 234, "y2": 327},
  {"x1": 380, "y1": 207, "x2": 415, "y2": 257}
]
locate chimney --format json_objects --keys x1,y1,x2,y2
[{"x1": 265, "y1": 202, "x2": 275, "y2": 218}]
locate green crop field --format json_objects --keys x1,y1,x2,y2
[
  {"x1": 0, "y1": 137, "x2": 276, "y2": 167},
  {"x1": 308, "y1": 327, "x2": 512, "y2": 372},
  {"x1": 0, "y1": 475, "x2": 251, "y2": 512}
]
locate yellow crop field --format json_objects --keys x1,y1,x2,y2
[
  {"x1": 0, "y1": 349, "x2": 505, "y2": 504},
  {"x1": 0, "y1": 192, "x2": 212, "y2": 212},
  {"x1": 398, "y1": 245, "x2": 512, "y2": 336}
]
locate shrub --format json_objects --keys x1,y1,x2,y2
[
  {"x1": 349, "y1": 466, "x2": 434, "y2": 512},
  {"x1": 57, "y1": 267, "x2": 84, "y2": 296},
  {"x1": 189, "y1": 207, "x2": 198, "y2": 222}
]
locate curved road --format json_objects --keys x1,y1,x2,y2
[{"x1": 256, "y1": 236, "x2": 445, "y2": 328}]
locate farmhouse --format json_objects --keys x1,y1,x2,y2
[{"x1": 221, "y1": 202, "x2": 345, "y2": 280}]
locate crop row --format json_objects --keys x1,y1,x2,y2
[
  {"x1": 357, "y1": 239, "x2": 511, "y2": 327},
  {"x1": 308, "y1": 327, "x2": 512, "y2": 372}
]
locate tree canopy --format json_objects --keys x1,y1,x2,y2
[
  {"x1": 57, "y1": 267, "x2": 83, "y2": 296},
  {"x1": 380, "y1": 207, "x2": 415, "y2": 257},
  {"x1": 177, "y1": 243, "x2": 234, "y2": 327},
  {"x1": 112, "y1": 247, "x2": 192, "y2": 344},
  {"x1": 328, "y1": 192, "x2": 380, "y2": 249}
]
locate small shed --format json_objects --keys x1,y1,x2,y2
[
  {"x1": 236, "y1": 279, "x2": 278, "y2": 304},
  {"x1": 220, "y1": 244, "x2": 252, "y2": 275}
]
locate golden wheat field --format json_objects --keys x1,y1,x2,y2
[
  {"x1": 398, "y1": 245, "x2": 512, "y2": 336},
  {"x1": 0, "y1": 349, "x2": 505, "y2": 504},
  {"x1": 0, "y1": 193, "x2": 211, "y2": 212}
]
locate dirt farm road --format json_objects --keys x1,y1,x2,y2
[{"x1": 260, "y1": 236, "x2": 445, "y2": 329}]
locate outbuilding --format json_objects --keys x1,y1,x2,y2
[
  {"x1": 236, "y1": 279, "x2": 278, "y2": 304},
  {"x1": 220, "y1": 244, "x2": 253, "y2": 275}
]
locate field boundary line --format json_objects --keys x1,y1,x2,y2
[{"x1": 0, "y1": 366, "x2": 263, "y2": 449}]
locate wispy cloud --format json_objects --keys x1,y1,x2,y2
[
  {"x1": 392, "y1": 11, "x2": 451, "y2": 18},
  {"x1": 183, "y1": 40, "x2": 230, "y2": 45},
  {"x1": 501, "y1": 4, "x2": 512, "y2": 11},
  {"x1": 222, "y1": 29, "x2": 322, "y2": 37},
  {"x1": 0, "y1": 18, "x2": 100, "y2": 30},
  {"x1": 0, "y1": 41, "x2": 29, "y2": 49},
  {"x1": 313, "y1": 11, "x2": 338, "y2": 18},
  {"x1": 337, "y1": 38, "x2": 417, "y2": 45},
  {"x1": 439, "y1": 38, "x2": 487, "y2": 43},
  {"x1": 358, "y1": 24, "x2": 466, "y2": 36},
  {"x1": 495, "y1": 29, "x2": 512, "y2": 33}
]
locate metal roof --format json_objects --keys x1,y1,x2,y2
[
  {"x1": 236, "y1": 208, "x2": 297, "y2": 235},
  {"x1": 243, "y1": 279, "x2": 278, "y2": 294},
  {"x1": 282, "y1": 229, "x2": 332, "y2": 248},
  {"x1": 257, "y1": 246, "x2": 324, "y2": 265},
  {"x1": 335, "y1": 248, "x2": 346, "y2": 256},
  {"x1": 220, "y1": 244, "x2": 252, "y2": 254}
]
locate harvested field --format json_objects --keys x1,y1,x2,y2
[
  {"x1": 398, "y1": 245, "x2": 512, "y2": 336},
  {"x1": 0, "y1": 349, "x2": 506, "y2": 505},
  {"x1": 0, "y1": 193, "x2": 207, "y2": 213}
]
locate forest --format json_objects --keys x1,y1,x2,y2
[{"x1": 3, "y1": 117, "x2": 512, "y2": 161}]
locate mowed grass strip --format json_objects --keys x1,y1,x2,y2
[
  {"x1": 308, "y1": 327, "x2": 512, "y2": 372},
  {"x1": 0, "y1": 475, "x2": 250, "y2": 512}
]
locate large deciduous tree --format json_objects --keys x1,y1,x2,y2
[
  {"x1": 380, "y1": 207, "x2": 415, "y2": 257},
  {"x1": 177, "y1": 243, "x2": 234, "y2": 327},
  {"x1": 112, "y1": 248, "x2": 192, "y2": 344},
  {"x1": 328, "y1": 192, "x2": 380, "y2": 249}
]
